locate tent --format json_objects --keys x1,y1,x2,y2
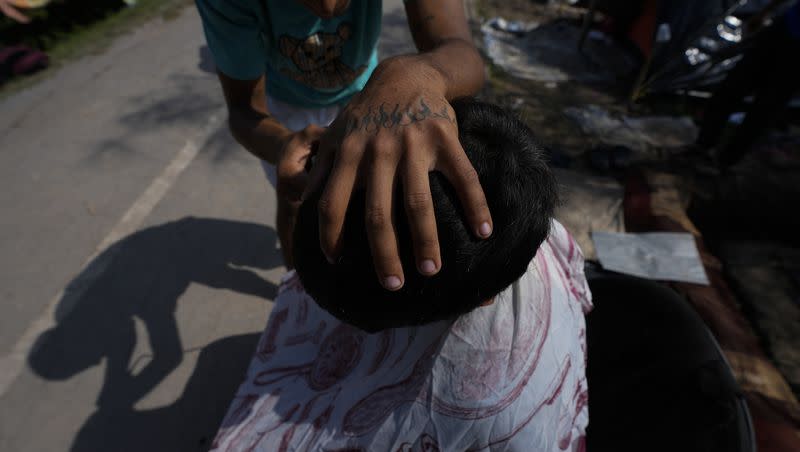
[{"x1": 578, "y1": 0, "x2": 775, "y2": 100}]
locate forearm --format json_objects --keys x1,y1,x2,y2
[
  {"x1": 228, "y1": 108, "x2": 291, "y2": 164},
  {"x1": 399, "y1": 0, "x2": 485, "y2": 99},
  {"x1": 373, "y1": 39, "x2": 484, "y2": 103},
  {"x1": 418, "y1": 38, "x2": 485, "y2": 100},
  {"x1": 217, "y1": 72, "x2": 292, "y2": 164}
]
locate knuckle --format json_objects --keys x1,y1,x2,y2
[
  {"x1": 429, "y1": 119, "x2": 451, "y2": 135},
  {"x1": 472, "y1": 200, "x2": 490, "y2": 217},
  {"x1": 467, "y1": 196, "x2": 490, "y2": 219},
  {"x1": 459, "y1": 165, "x2": 481, "y2": 185},
  {"x1": 340, "y1": 135, "x2": 360, "y2": 152},
  {"x1": 336, "y1": 138, "x2": 362, "y2": 165},
  {"x1": 401, "y1": 125, "x2": 421, "y2": 140},
  {"x1": 415, "y1": 236, "x2": 439, "y2": 252},
  {"x1": 370, "y1": 136, "x2": 398, "y2": 162},
  {"x1": 404, "y1": 150, "x2": 433, "y2": 173},
  {"x1": 376, "y1": 258, "x2": 400, "y2": 275},
  {"x1": 365, "y1": 205, "x2": 389, "y2": 231},
  {"x1": 405, "y1": 192, "x2": 432, "y2": 215},
  {"x1": 283, "y1": 136, "x2": 300, "y2": 151},
  {"x1": 373, "y1": 247, "x2": 395, "y2": 264},
  {"x1": 375, "y1": 148, "x2": 396, "y2": 163},
  {"x1": 336, "y1": 138, "x2": 361, "y2": 161}
]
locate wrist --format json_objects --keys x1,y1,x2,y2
[
  {"x1": 416, "y1": 39, "x2": 485, "y2": 99},
  {"x1": 374, "y1": 55, "x2": 448, "y2": 97},
  {"x1": 272, "y1": 129, "x2": 295, "y2": 163},
  {"x1": 230, "y1": 110, "x2": 292, "y2": 164}
]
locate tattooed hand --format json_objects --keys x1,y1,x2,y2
[
  {"x1": 304, "y1": 56, "x2": 493, "y2": 291},
  {"x1": 340, "y1": 98, "x2": 456, "y2": 135}
]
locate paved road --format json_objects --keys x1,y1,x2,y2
[{"x1": 0, "y1": 2, "x2": 414, "y2": 450}]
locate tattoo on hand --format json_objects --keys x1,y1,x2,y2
[{"x1": 344, "y1": 99, "x2": 454, "y2": 135}]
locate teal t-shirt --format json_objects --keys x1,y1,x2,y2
[{"x1": 196, "y1": 0, "x2": 382, "y2": 107}]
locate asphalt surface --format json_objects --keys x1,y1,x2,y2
[{"x1": 0, "y1": 1, "x2": 415, "y2": 450}]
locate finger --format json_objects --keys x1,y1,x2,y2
[
  {"x1": 365, "y1": 146, "x2": 404, "y2": 291},
  {"x1": 296, "y1": 125, "x2": 325, "y2": 180},
  {"x1": 302, "y1": 139, "x2": 334, "y2": 202},
  {"x1": 0, "y1": 2, "x2": 30, "y2": 23},
  {"x1": 317, "y1": 139, "x2": 360, "y2": 263},
  {"x1": 438, "y1": 134, "x2": 493, "y2": 239},
  {"x1": 401, "y1": 141, "x2": 440, "y2": 276}
]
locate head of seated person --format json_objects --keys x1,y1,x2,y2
[{"x1": 293, "y1": 98, "x2": 558, "y2": 333}]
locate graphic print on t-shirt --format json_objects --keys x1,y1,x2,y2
[{"x1": 279, "y1": 22, "x2": 368, "y2": 90}]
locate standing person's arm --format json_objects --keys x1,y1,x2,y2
[
  {"x1": 219, "y1": 73, "x2": 322, "y2": 201},
  {"x1": 219, "y1": 73, "x2": 290, "y2": 165},
  {"x1": 306, "y1": 0, "x2": 491, "y2": 291},
  {"x1": 197, "y1": 0, "x2": 321, "y2": 201},
  {"x1": 402, "y1": 0, "x2": 486, "y2": 99}
]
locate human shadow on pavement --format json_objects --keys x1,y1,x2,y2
[
  {"x1": 27, "y1": 217, "x2": 282, "y2": 451},
  {"x1": 73, "y1": 332, "x2": 262, "y2": 452}
]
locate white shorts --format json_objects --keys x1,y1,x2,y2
[{"x1": 260, "y1": 96, "x2": 341, "y2": 188}]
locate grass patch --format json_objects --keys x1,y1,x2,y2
[{"x1": 0, "y1": 0, "x2": 193, "y2": 98}]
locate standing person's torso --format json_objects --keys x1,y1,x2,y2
[
  {"x1": 211, "y1": 221, "x2": 592, "y2": 451},
  {"x1": 197, "y1": 0, "x2": 382, "y2": 107}
]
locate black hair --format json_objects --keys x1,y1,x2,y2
[{"x1": 293, "y1": 98, "x2": 558, "y2": 333}]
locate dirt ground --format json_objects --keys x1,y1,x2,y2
[{"x1": 470, "y1": 0, "x2": 800, "y2": 398}]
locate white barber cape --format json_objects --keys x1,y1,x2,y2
[{"x1": 212, "y1": 221, "x2": 592, "y2": 452}]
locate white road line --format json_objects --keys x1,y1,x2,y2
[{"x1": 0, "y1": 111, "x2": 224, "y2": 397}]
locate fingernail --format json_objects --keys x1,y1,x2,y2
[
  {"x1": 420, "y1": 259, "x2": 437, "y2": 275},
  {"x1": 479, "y1": 222, "x2": 492, "y2": 238},
  {"x1": 383, "y1": 276, "x2": 403, "y2": 290}
]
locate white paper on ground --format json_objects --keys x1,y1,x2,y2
[{"x1": 591, "y1": 231, "x2": 710, "y2": 285}]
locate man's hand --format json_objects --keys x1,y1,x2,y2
[
  {"x1": 305, "y1": 56, "x2": 492, "y2": 291},
  {"x1": 276, "y1": 125, "x2": 324, "y2": 202},
  {"x1": 0, "y1": 0, "x2": 31, "y2": 23}
]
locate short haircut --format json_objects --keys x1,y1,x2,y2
[{"x1": 293, "y1": 98, "x2": 558, "y2": 332}]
